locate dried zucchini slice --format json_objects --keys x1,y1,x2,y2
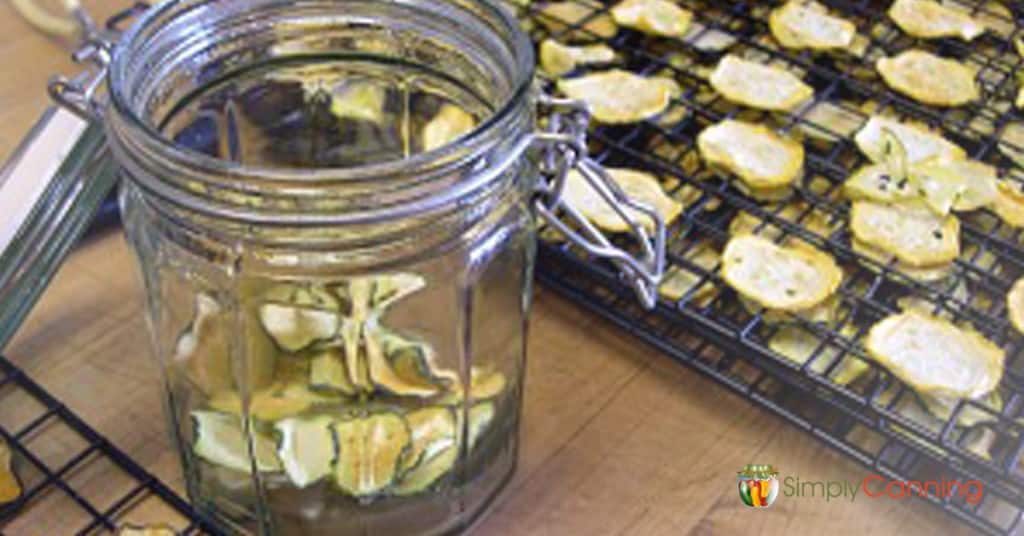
[
  {"x1": 275, "y1": 416, "x2": 336, "y2": 488},
  {"x1": 889, "y1": 0, "x2": 986, "y2": 41},
  {"x1": 439, "y1": 367, "x2": 509, "y2": 404},
  {"x1": 921, "y1": 390, "x2": 1002, "y2": 427},
  {"x1": 709, "y1": 55, "x2": 814, "y2": 111},
  {"x1": 721, "y1": 235, "x2": 842, "y2": 312},
  {"x1": 866, "y1": 311, "x2": 1003, "y2": 399},
  {"x1": 997, "y1": 122, "x2": 1024, "y2": 168},
  {"x1": 658, "y1": 245, "x2": 720, "y2": 302},
  {"x1": 1007, "y1": 276, "x2": 1024, "y2": 335},
  {"x1": 329, "y1": 81, "x2": 386, "y2": 123},
  {"x1": 467, "y1": 402, "x2": 496, "y2": 449},
  {"x1": 769, "y1": 1, "x2": 856, "y2": 51},
  {"x1": 207, "y1": 387, "x2": 312, "y2": 422},
  {"x1": 192, "y1": 410, "x2": 282, "y2": 473},
  {"x1": 851, "y1": 238, "x2": 954, "y2": 282},
  {"x1": 850, "y1": 201, "x2": 960, "y2": 267},
  {"x1": 309, "y1": 348, "x2": 356, "y2": 395},
  {"x1": 116, "y1": 526, "x2": 177, "y2": 536},
  {"x1": 843, "y1": 164, "x2": 916, "y2": 203},
  {"x1": 0, "y1": 440, "x2": 20, "y2": 504},
  {"x1": 259, "y1": 285, "x2": 341, "y2": 352},
  {"x1": 539, "y1": 40, "x2": 615, "y2": 77},
  {"x1": 697, "y1": 120, "x2": 804, "y2": 189},
  {"x1": 992, "y1": 180, "x2": 1024, "y2": 228},
  {"x1": 422, "y1": 105, "x2": 476, "y2": 152},
  {"x1": 557, "y1": 70, "x2": 675, "y2": 123},
  {"x1": 399, "y1": 407, "x2": 456, "y2": 474},
  {"x1": 174, "y1": 293, "x2": 234, "y2": 395},
  {"x1": 333, "y1": 413, "x2": 410, "y2": 497},
  {"x1": 562, "y1": 166, "x2": 682, "y2": 232},
  {"x1": 911, "y1": 156, "x2": 998, "y2": 214},
  {"x1": 769, "y1": 326, "x2": 867, "y2": 385},
  {"x1": 394, "y1": 445, "x2": 456, "y2": 496},
  {"x1": 876, "y1": 50, "x2": 979, "y2": 107},
  {"x1": 610, "y1": 0, "x2": 693, "y2": 37},
  {"x1": 364, "y1": 325, "x2": 442, "y2": 398},
  {"x1": 538, "y1": 2, "x2": 618, "y2": 41},
  {"x1": 855, "y1": 116, "x2": 965, "y2": 164},
  {"x1": 743, "y1": 293, "x2": 841, "y2": 326}
]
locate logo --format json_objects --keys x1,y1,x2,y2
[{"x1": 738, "y1": 464, "x2": 779, "y2": 508}]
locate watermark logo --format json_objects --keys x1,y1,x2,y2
[{"x1": 738, "y1": 464, "x2": 779, "y2": 508}]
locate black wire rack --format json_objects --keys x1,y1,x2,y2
[
  {"x1": 519, "y1": 0, "x2": 1024, "y2": 533},
  {"x1": 0, "y1": 355, "x2": 220, "y2": 535}
]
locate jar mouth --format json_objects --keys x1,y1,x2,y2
[{"x1": 106, "y1": 0, "x2": 535, "y2": 185}]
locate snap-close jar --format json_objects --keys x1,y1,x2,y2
[{"x1": 0, "y1": 0, "x2": 666, "y2": 533}]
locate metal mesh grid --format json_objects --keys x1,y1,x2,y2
[
  {"x1": 0, "y1": 355, "x2": 220, "y2": 535},
  {"x1": 522, "y1": 0, "x2": 1024, "y2": 533}
]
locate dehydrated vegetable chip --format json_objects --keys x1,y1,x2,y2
[
  {"x1": 876, "y1": 50, "x2": 979, "y2": 107},
  {"x1": 722, "y1": 234, "x2": 842, "y2": 312},
  {"x1": 769, "y1": 1, "x2": 856, "y2": 51},
  {"x1": 562, "y1": 166, "x2": 683, "y2": 232},
  {"x1": 539, "y1": 39, "x2": 615, "y2": 77},
  {"x1": 850, "y1": 201, "x2": 960, "y2": 267},
  {"x1": 709, "y1": 55, "x2": 814, "y2": 111},
  {"x1": 557, "y1": 69, "x2": 676, "y2": 123},
  {"x1": 698, "y1": 119, "x2": 804, "y2": 189},
  {"x1": 611, "y1": 0, "x2": 693, "y2": 37},
  {"x1": 889, "y1": 0, "x2": 986, "y2": 41}
]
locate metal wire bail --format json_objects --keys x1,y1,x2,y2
[{"x1": 533, "y1": 92, "x2": 667, "y2": 309}]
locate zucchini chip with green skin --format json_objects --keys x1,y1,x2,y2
[
  {"x1": 438, "y1": 368, "x2": 509, "y2": 404},
  {"x1": 610, "y1": 0, "x2": 693, "y2": 37},
  {"x1": 888, "y1": 0, "x2": 986, "y2": 41},
  {"x1": 364, "y1": 325, "x2": 442, "y2": 397},
  {"x1": 721, "y1": 235, "x2": 842, "y2": 312},
  {"x1": 850, "y1": 201, "x2": 960, "y2": 267},
  {"x1": 259, "y1": 284, "x2": 341, "y2": 352},
  {"x1": 698, "y1": 119, "x2": 804, "y2": 190},
  {"x1": 866, "y1": 311, "x2": 1003, "y2": 400},
  {"x1": 207, "y1": 384, "x2": 315, "y2": 422},
  {"x1": 0, "y1": 440, "x2": 20, "y2": 504},
  {"x1": 275, "y1": 416, "x2": 336, "y2": 488},
  {"x1": 855, "y1": 116, "x2": 965, "y2": 165},
  {"x1": 333, "y1": 413, "x2": 410, "y2": 497},
  {"x1": 192, "y1": 411, "x2": 282, "y2": 473},
  {"x1": 709, "y1": 55, "x2": 814, "y2": 111},
  {"x1": 174, "y1": 293, "x2": 234, "y2": 395},
  {"x1": 769, "y1": 1, "x2": 856, "y2": 51},
  {"x1": 399, "y1": 407, "x2": 456, "y2": 474},
  {"x1": 309, "y1": 348, "x2": 356, "y2": 395},
  {"x1": 876, "y1": 50, "x2": 979, "y2": 107},
  {"x1": 557, "y1": 70, "x2": 677, "y2": 124},
  {"x1": 467, "y1": 402, "x2": 496, "y2": 450}
]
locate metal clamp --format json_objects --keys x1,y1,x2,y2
[{"x1": 532, "y1": 92, "x2": 666, "y2": 309}]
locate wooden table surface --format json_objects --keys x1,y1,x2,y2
[{"x1": 0, "y1": 1, "x2": 974, "y2": 534}]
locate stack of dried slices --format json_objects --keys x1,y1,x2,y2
[{"x1": 523, "y1": 0, "x2": 1024, "y2": 464}]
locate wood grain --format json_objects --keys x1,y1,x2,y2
[{"x1": 0, "y1": 1, "x2": 974, "y2": 534}]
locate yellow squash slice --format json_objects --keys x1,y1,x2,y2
[
  {"x1": 721, "y1": 235, "x2": 842, "y2": 312},
  {"x1": 866, "y1": 311, "x2": 1003, "y2": 399},
  {"x1": 333, "y1": 413, "x2": 410, "y2": 497},
  {"x1": 769, "y1": 325, "x2": 868, "y2": 385},
  {"x1": 116, "y1": 526, "x2": 177, "y2": 536},
  {"x1": 658, "y1": 245, "x2": 720, "y2": 303},
  {"x1": 538, "y1": 1, "x2": 618, "y2": 41},
  {"x1": 557, "y1": 69, "x2": 676, "y2": 123},
  {"x1": 851, "y1": 238, "x2": 954, "y2": 282},
  {"x1": 843, "y1": 164, "x2": 916, "y2": 203},
  {"x1": 709, "y1": 55, "x2": 814, "y2": 111},
  {"x1": 854, "y1": 115, "x2": 965, "y2": 165},
  {"x1": 769, "y1": 1, "x2": 856, "y2": 51},
  {"x1": 1007, "y1": 277, "x2": 1024, "y2": 335},
  {"x1": 422, "y1": 105, "x2": 476, "y2": 152},
  {"x1": 192, "y1": 411, "x2": 282, "y2": 473},
  {"x1": 993, "y1": 181, "x2": 1024, "y2": 228},
  {"x1": 876, "y1": 50, "x2": 979, "y2": 107},
  {"x1": 610, "y1": 0, "x2": 693, "y2": 37},
  {"x1": 0, "y1": 440, "x2": 20, "y2": 505},
  {"x1": 889, "y1": 0, "x2": 986, "y2": 41},
  {"x1": 275, "y1": 416, "x2": 336, "y2": 488},
  {"x1": 850, "y1": 201, "x2": 960, "y2": 267},
  {"x1": 539, "y1": 39, "x2": 615, "y2": 77},
  {"x1": 910, "y1": 156, "x2": 998, "y2": 214},
  {"x1": 997, "y1": 122, "x2": 1024, "y2": 168},
  {"x1": 562, "y1": 166, "x2": 683, "y2": 232},
  {"x1": 697, "y1": 119, "x2": 804, "y2": 189}
]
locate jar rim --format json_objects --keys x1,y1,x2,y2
[{"x1": 107, "y1": 0, "x2": 536, "y2": 184}]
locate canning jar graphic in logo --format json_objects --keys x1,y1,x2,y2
[{"x1": 738, "y1": 464, "x2": 779, "y2": 508}]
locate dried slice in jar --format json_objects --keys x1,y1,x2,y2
[
  {"x1": 888, "y1": 0, "x2": 986, "y2": 41},
  {"x1": 439, "y1": 367, "x2": 509, "y2": 404},
  {"x1": 769, "y1": 1, "x2": 856, "y2": 51},
  {"x1": 658, "y1": 245, "x2": 720, "y2": 303},
  {"x1": 843, "y1": 164, "x2": 916, "y2": 203},
  {"x1": 769, "y1": 325, "x2": 868, "y2": 385},
  {"x1": 329, "y1": 81, "x2": 387, "y2": 123},
  {"x1": 116, "y1": 526, "x2": 177, "y2": 536},
  {"x1": 538, "y1": 1, "x2": 618, "y2": 41},
  {"x1": 557, "y1": 69, "x2": 676, "y2": 123},
  {"x1": 399, "y1": 407, "x2": 456, "y2": 474},
  {"x1": 709, "y1": 55, "x2": 814, "y2": 111},
  {"x1": 866, "y1": 311, "x2": 1003, "y2": 399},
  {"x1": 466, "y1": 401, "x2": 496, "y2": 449},
  {"x1": 610, "y1": 0, "x2": 693, "y2": 37},
  {"x1": 1007, "y1": 277, "x2": 1024, "y2": 335},
  {"x1": 855, "y1": 116, "x2": 965, "y2": 165},
  {"x1": 394, "y1": 443, "x2": 457, "y2": 495},
  {"x1": 850, "y1": 201, "x2": 960, "y2": 267},
  {"x1": 259, "y1": 284, "x2": 341, "y2": 352},
  {"x1": 333, "y1": 413, "x2": 410, "y2": 497},
  {"x1": 192, "y1": 410, "x2": 282, "y2": 473},
  {"x1": 876, "y1": 50, "x2": 979, "y2": 107},
  {"x1": 422, "y1": 104, "x2": 476, "y2": 152},
  {"x1": 275, "y1": 416, "x2": 336, "y2": 488},
  {"x1": 910, "y1": 156, "x2": 998, "y2": 214},
  {"x1": 0, "y1": 440, "x2": 20, "y2": 504},
  {"x1": 309, "y1": 348, "x2": 356, "y2": 395},
  {"x1": 992, "y1": 180, "x2": 1024, "y2": 228},
  {"x1": 539, "y1": 39, "x2": 615, "y2": 77},
  {"x1": 562, "y1": 166, "x2": 682, "y2": 232},
  {"x1": 174, "y1": 293, "x2": 234, "y2": 395},
  {"x1": 721, "y1": 235, "x2": 842, "y2": 312},
  {"x1": 697, "y1": 119, "x2": 804, "y2": 190},
  {"x1": 207, "y1": 387, "x2": 313, "y2": 422},
  {"x1": 364, "y1": 325, "x2": 442, "y2": 398}
]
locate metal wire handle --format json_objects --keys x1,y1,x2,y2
[{"x1": 532, "y1": 94, "x2": 666, "y2": 309}]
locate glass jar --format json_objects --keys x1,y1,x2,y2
[{"x1": 0, "y1": 0, "x2": 665, "y2": 533}]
